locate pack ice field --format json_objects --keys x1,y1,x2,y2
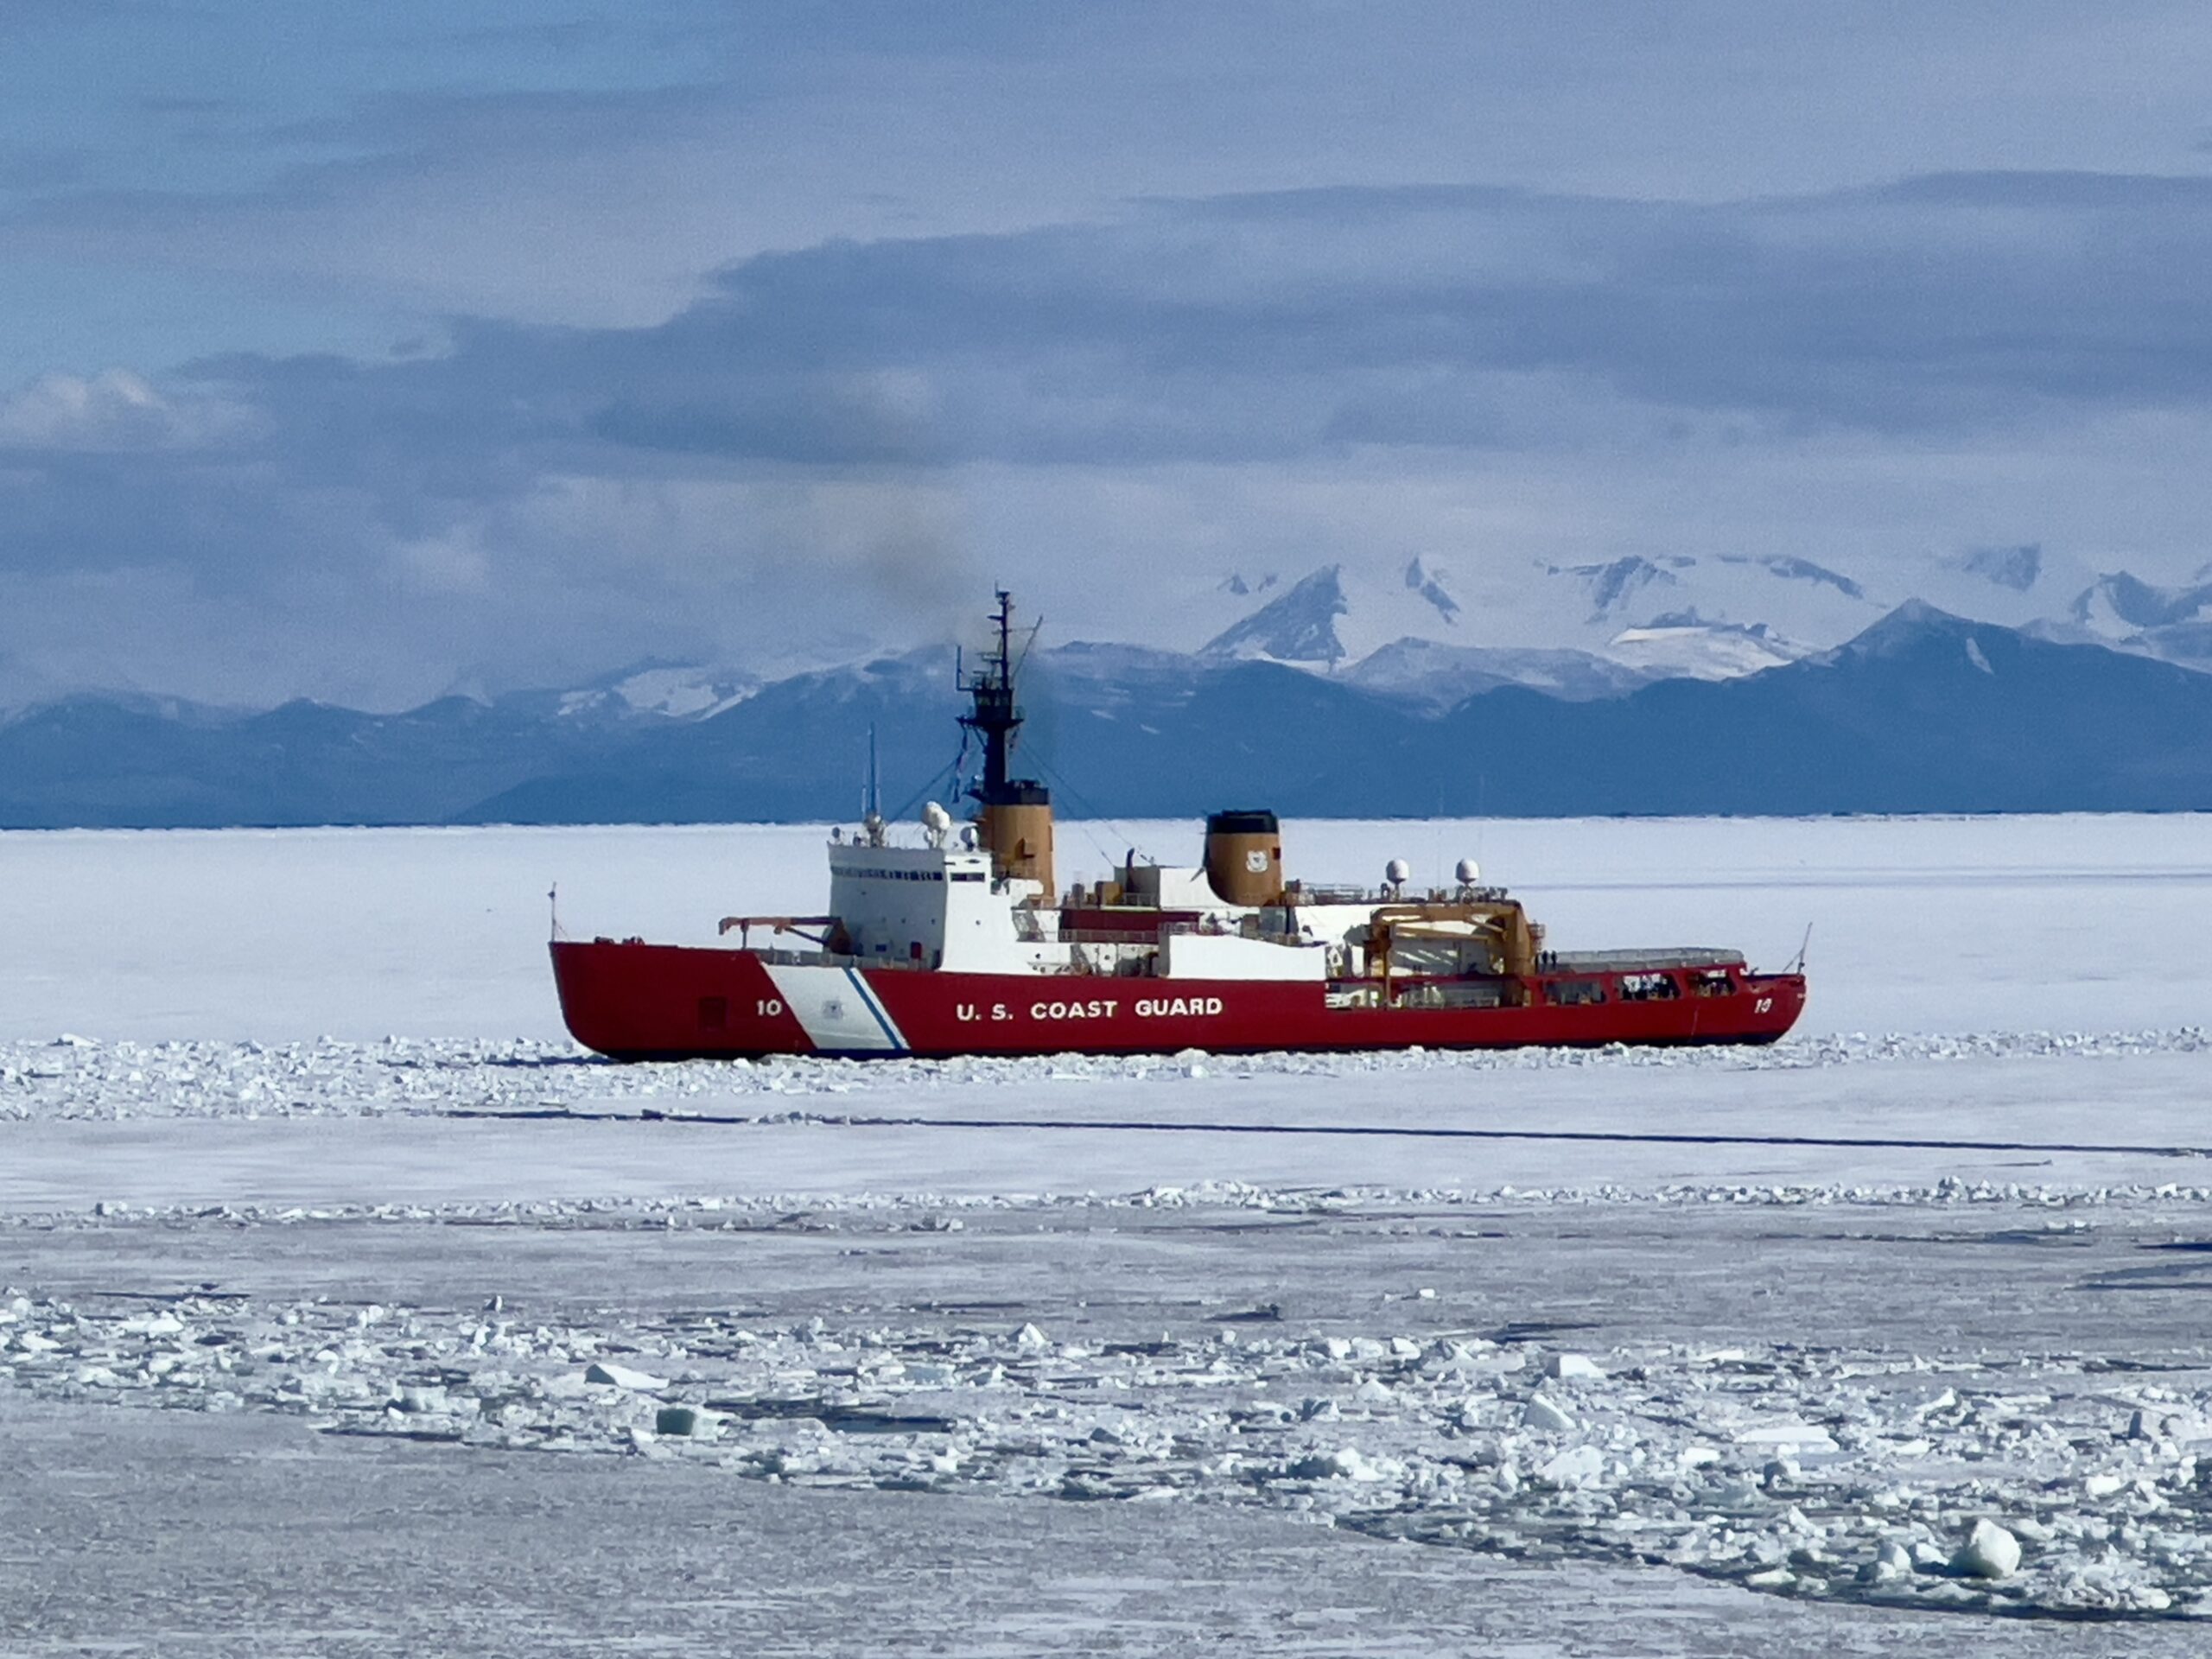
[{"x1": 4, "y1": 814, "x2": 2212, "y2": 1646}]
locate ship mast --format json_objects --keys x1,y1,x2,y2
[
  {"x1": 957, "y1": 589, "x2": 1056, "y2": 899},
  {"x1": 958, "y1": 589, "x2": 1026, "y2": 803}
]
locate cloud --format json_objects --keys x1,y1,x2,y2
[
  {"x1": 9, "y1": 171, "x2": 2212, "y2": 707},
  {"x1": 0, "y1": 369, "x2": 251, "y2": 452},
  {"x1": 206, "y1": 169, "x2": 2212, "y2": 474}
]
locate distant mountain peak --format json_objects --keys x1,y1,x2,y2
[
  {"x1": 1717, "y1": 554, "x2": 1868, "y2": 601},
  {"x1": 542, "y1": 658, "x2": 760, "y2": 723},
  {"x1": 1545, "y1": 556, "x2": 1680, "y2": 622},
  {"x1": 2069, "y1": 571, "x2": 2212, "y2": 633},
  {"x1": 1825, "y1": 599, "x2": 1980, "y2": 660},
  {"x1": 1603, "y1": 616, "x2": 1801, "y2": 679},
  {"x1": 1202, "y1": 565, "x2": 1349, "y2": 664},
  {"x1": 1957, "y1": 543, "x2": 2044, "y2": 593},
  {"x1": 1402, "y1": 557, "x2": 1461, "y2": 625},
  {"x1": 1218, "y1": 570, "x2": 1280, "y2": 601}
]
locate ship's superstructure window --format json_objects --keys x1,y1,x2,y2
[{"x1": 1548, "y1": 978, "x2": 1608, "y2": 1006}]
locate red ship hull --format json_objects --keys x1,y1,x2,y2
[{"x1": 550, "y1": 939, "x2": 1808, "y2": 1061}]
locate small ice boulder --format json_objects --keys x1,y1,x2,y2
[
  {"x1": 1287, "y1": 1446, "x2": 1392, "y2": 1483},
  {"x1": 1351, "y1": 1378, "x2": 1395, "y2": 1406},
  {"x1": 1523, "y1": 1395, "x2": 1574, "y2": 1433},
  {"x1": 1951, "y1": 1518, "x2": 2022, "y2": 1580},
  {"x1": 1733, "y1": 1421, "x2": 1837, "y2": 1452},
  {"x1": 1858, "y1": 1541, "x2": 1912, "y2": 1584},
  {"x1": 1014, "y1": 1322, "x2": 1050, "y2": 1350},
  {"x1": 655, "y1": 1404, "x2": 712, "y2": 1438},
  {"x1": 583, "y1": 1360, "x2": 669, "y2": 1392},
  {"x1": 1537, "y1": 1445, "x2": 1605, "y2": 1489},
  {"x1": 1546, "y1": 1352, "x2": 1604, "y2": 1382}
]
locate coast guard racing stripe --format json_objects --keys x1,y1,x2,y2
[{"x1": 762, "y1": 963, "x2": 908, "y2": 1053}]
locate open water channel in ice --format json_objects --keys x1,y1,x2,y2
[{"x1": 3, "y1": 815, "x2": 2211, "y2": 1651}]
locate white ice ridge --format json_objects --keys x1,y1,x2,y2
[
  {"x1": 1, "y1": 1028, "x2": 2204, "y2": 1122},
  {"x1": 2, "y1": 1280, "x2": 2204, "y2": 1620},
  {"x1": 16, "y1": 1182, "x2": 2212, "y2": 1233}
]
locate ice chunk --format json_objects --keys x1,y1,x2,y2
[
  {"x1": 655, "y1": 1405, "x2": 714, "y2": 1438},
  {"x1": 1523, "y1": 1395, "x2": 1574, "y2": 1432},
  {"x1": 1858, "y1": 1541, "x2": 1912, "y2": 1584},
  {"x1": 1537, "y1": 1446, "x2": 1605, "y2": 1489},
  {"x1": 1546, "y1": 1353, "x2": 1604, "y2": 1381},
  {"x1": 1287, "y1": 1447, "x2": 1395, "y2": 1483},
  {"x1": 582, "y1": 1361, "x2": 668, "y2": 1392},
  {"x1": 1014, "y1": 1323, "x2": 1049, "y2": 1351},
  {"x1": 1951, "y1": 1518, "x2": 2022, "y2": 1580},
  {"x1": 1733, "y1": 1421, "x2": 1837, "y2": 1452}
]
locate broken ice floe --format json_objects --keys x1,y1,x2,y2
[
  {"x1": 4, "y1": 1281, "x2": 2210, "y2": 1620},
  {"x1": 2, "y1": 1027, "x2": 2203, "y2": 1123},
  {"x1": 13, "y1": 1178, "x2": 2212, "y2": 1239}
]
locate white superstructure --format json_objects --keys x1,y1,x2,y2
[{"x1": 827, "y1": 842, "x2": 1069, "y2": 975}]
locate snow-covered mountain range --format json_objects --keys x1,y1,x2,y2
[
  {"x1": 4, "y1": 600, "x2": 2210, "y2": 826},
  {"x1": 1168, "y1": 549, "x2": 2212, "y2": 691},
  {"x1": 3, "y1": 542, "x2": 2210, "y2": 826}
]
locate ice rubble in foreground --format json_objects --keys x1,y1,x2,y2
[
  {"x1": 2, "y1": 1027, "x2": 2204, "y2": 1122},
  {"x1": 1, "y1": 1236, "x2": 2205, "y2": 1622}
]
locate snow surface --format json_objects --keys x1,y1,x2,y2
[{"x1": 5, "y1": 813, "x2": 2212, "y2": 1637}]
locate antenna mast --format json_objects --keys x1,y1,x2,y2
[
  {"x1": 957, "y1": 589, "x2": 1031, "y2": 804},
  {"x1": 955, "y1": 589, "x2": 1056, "y2": 897}
]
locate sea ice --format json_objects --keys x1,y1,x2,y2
[
  {"x1": 1953, "y1": 1519, "x2": 2023, "y2": 1580},
  {"x1": 1524, "y1": 1396, "x2": 1576, "y2": 1433},
  {"x1": 583, "y1": 1362, "x2": 668, "y2": 1392}
]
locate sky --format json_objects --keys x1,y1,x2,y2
[{"x1": 3, "y1": 1, "x2": 2212, "y2": 708}]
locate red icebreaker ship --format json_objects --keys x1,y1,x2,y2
[{"x1": 551, "y1": 593, "x2": 1807, "y2": 1060}]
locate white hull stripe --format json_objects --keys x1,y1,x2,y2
[
  {"x1": 761, "y1": 961, "x2": 908, "y2": 1053},
  {"x1": 843, "y1": 967, "x2": 908, "y2": 1051}
]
